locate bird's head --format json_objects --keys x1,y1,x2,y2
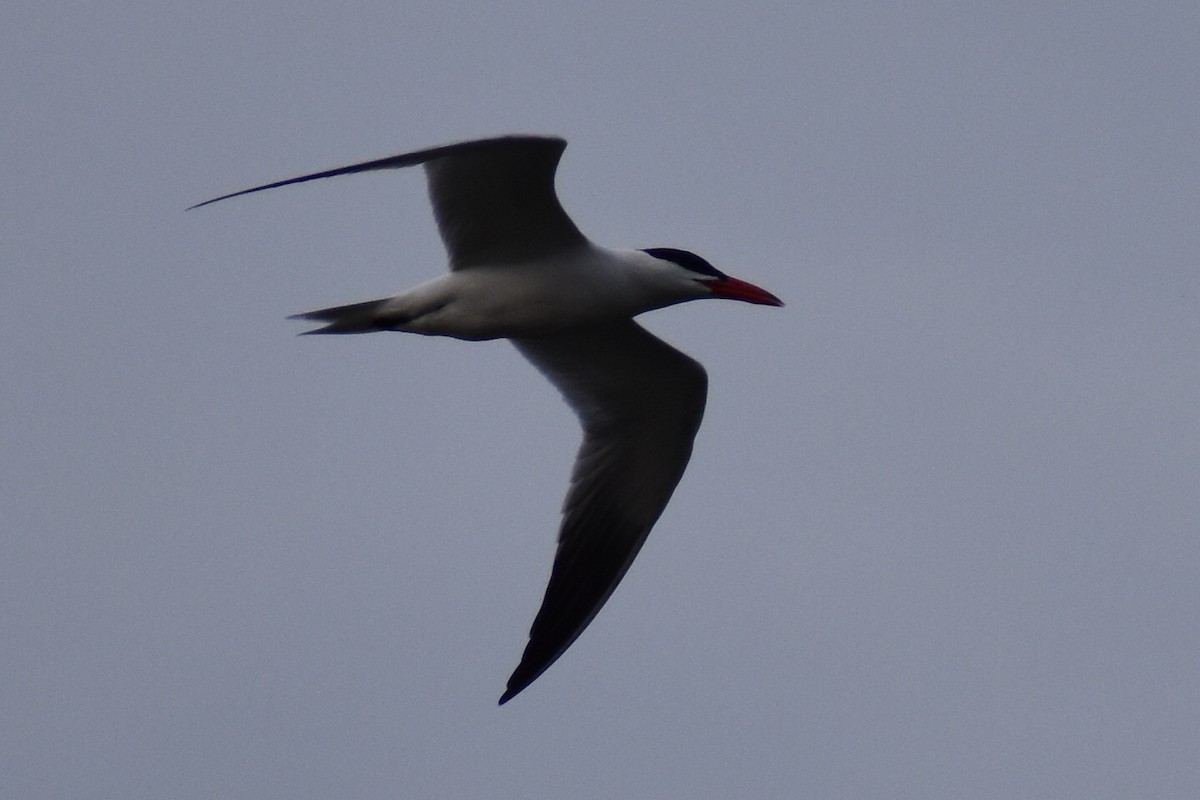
[{"x1": 640, "y1": 247, "x2": 784, "y2": 307}]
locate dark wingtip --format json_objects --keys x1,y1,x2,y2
[
  {"x1": 187, "y1": 182, "x2": 277, "y2": 210},
  {"x1": 498, "y1": 655, "x2": 550, "y2": 705},
  {"x1": 186, "y1": 185, "x2": 272, "y2": 211},
  {"x1": 498, "y1": 681, "x2": 526, "y2": 706}
]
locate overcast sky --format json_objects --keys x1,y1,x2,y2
[{"x1": 3, "y1": 2, "x2": 1198, "y2": 798}]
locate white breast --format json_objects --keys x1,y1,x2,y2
[{"x1": 404, "y1": 246, "x2": 676, "y2": 340}]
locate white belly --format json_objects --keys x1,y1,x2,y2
[{"x1": 401, "y1": 249, "x2": 654, "y2": 340}]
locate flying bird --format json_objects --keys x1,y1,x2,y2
[{"x1": 191, "y1": 135, "x2": 782, "y2": 704}]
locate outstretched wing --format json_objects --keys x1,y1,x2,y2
[
  {"x1": 189, "y1": 135, "x2": 586, "y2": 269},
  {"x1": 503, "y1": 320, "x2": 708, "y2": 703}
]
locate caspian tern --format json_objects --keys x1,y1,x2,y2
[{"x1": 191, "y1": 135, "x2": 782, "y2": 704}]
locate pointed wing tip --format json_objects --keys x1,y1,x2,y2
[
  {"x1": 499, "y1": 645, "x2": 565, "y2": 704},
  {"x1": 186, "y1": 189, "x2": 254, "y2": 211},
  {"x1": 498, "y1": 669, "x2": 537, "y2": 705}
]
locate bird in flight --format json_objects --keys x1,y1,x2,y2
[{"x1": 191, "y1": 135, "x2": 782, "y2": 703}]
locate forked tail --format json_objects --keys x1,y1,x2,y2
[{"x1": 288, "y1": 298, "x2": 395, "y2": 334}]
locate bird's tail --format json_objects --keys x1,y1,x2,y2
[{"x1": 288, "y1": 297, "x2": 396, "y2": 334}]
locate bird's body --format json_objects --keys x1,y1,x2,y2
[
  {"x1": 192, "y1": 135, "x2": 781, "y2": 703},
  {"x1": 307, "y1": 245, "x2": 711, "y2": 340}
]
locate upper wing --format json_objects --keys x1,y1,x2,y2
[
  {"x1": 422, "y1": 136, "x2": 585, "y2": 267},
  {"x1": 189, "y1": 135, "x2": 586, "y2": 269},
  {"x1": 502, "y1": 321, "x2": 708, "y2": 703}
]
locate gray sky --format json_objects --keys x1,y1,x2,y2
[{"x1": 3, "y1": 2, "x2": 1198, "y2": 798}]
